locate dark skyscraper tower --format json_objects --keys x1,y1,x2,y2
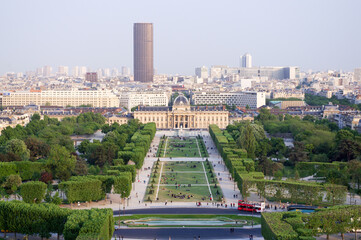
[{"x1": 134, "y1": 23, "x2": 153, "y2": 82}]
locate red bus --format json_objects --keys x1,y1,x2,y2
[{"x1": 238, "y1": 200, "x2": 265, "y2": 213}]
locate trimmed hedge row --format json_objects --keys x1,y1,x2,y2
[
  {"x1": 59, "y1": 178, "x2": 104, "y2": 203},
  {"x1": 110, "y1": 165, "x2": 136, "y2": 182},
  {"x1": 20, "y1": 181, "x2": 47, "y2": 203},
  {"x1": 210, "y1": 124, "x2": 347, "y2": 205},
  {"x1": 262, "y1": 206, "x2": 361, "y2": 240},
  {"x1": 0, "y1": 161, "x2": 46, "y2": 182},
  {"x1": 0, "y1": 201, "x2": 114, "y2": 240},
  {"x1": 0, "y1": 201, "x2": 71, "y2": 238},
  {"x1": 64, "y1": 208, "x2": 114, "y2": 240},
  {"x1": 61, "y1": 171, "x2": 133, "y2": 203},
  {"x1": 295, "y1": 161, "x2": 347, "y2": 177},
  {"x1": 261, "y1": 212, "x2": 299, "y2": 240},
  {"x1": 117, "y1": 122, "x2": 156, "y2": 169}
]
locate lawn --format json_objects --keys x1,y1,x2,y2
[
  {"x1": 156, "y1": 136, "x2": 209, "y2": 158},
  {"x1": 144, "y1": 160, "x2": 223, "y2": 202},
  {"x1": 114, "y1": 214, "x2": 261, "y2": 228}
]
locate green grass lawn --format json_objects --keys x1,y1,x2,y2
[
  {"x1": 163, "y1": 161, "x2": 204, "y2": 171},
  {"x1": 160, "y1": 172, "x2": 207, "y2": 184},
  {"x1": 157, "y1": 137, "x2": 209, "y2": 158},
  {"x1": 144, "y1": 161, "x2": 223, "y2": 202},
  {"x1": 114, "y1": 214, "x2": 261, "y2": 228}
]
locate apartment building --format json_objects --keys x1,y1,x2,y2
[
  {"x1": 191, "y1": 91, "x2": 266, "y2": 109},
  {"x1": 0, "y1": 89, "x2": 119, "y2": 107},
  {"x1": 119, "y1": 91, "x2": 169, "y2": 110}
]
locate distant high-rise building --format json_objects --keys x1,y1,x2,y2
[
  {"x1": 134, "y1": 23, "x2": 153, "y2": 82},
  {"x1": 36, "y1": 67, "x2": 43, "y2": 76},
  {"x1": 112, "y1": 68, "x2": 119, "y2": 77},
  {"x1": 121, "y1": 66, "x2": 131, "y2": 76},
  {"x1": 43, "y1": 66, "x2": 52, "y2": 77},
  {"x1": 354, "y1": 68, "x2": 361, "y2": 82},
  {"x1": 241, "y1": 53, "x2": 252, "y2": 68},
  {"x1": 85, "y1": 72, "x2": 98, "y2": 82},
  {"x1": 58, "y1": 66, "x2": 69, "y2": 76},
  {"x1": 79, "y1": 66, "x2": 87, "y2": 77},
  {"x1": 73, "y1": 66, "x2": 79, "y2": 77},
  {"x1": 103, "y1": 68, "x2": 110, "y2": 77},
  {"x1": 195, "y1": 66, "x2": 208, "y2": 79}
]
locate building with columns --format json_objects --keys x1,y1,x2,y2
[{"x1": 133, "y1": 94, "x2": 229, "y2": 129}]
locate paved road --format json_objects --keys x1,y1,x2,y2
[
  {"x1": 114, "y1": 227, "x2": 262, "y2": 240},
  {"x1": 114, "y1": 207, "x2": 260, "y2": 215}
]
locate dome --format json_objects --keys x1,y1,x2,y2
[{"x1": 173, "y1": 95, "x2": 190, "y2": 106}]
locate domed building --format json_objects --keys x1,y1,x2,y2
[{"x1": 133, "y1": 93, "x2": 229, "y2": 129}]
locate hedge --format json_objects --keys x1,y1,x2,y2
[
  {"x1": 76, "y1": 209, "x2": 114, "y2": 240},
  {"x1": 0, "y1": 201, "x2": 114, "y2": 240},
  {"x1": 20, "y1": 181, "x2": 47, "y2": 203},
  {"x1": 59, "y1": 178, "x2": 104, "y2": 203},
  {"x1": 64, "y1": 209, "x2": 114, "y2": 240},
  {"x1": 113, "y1": 173, "x2": 132, "y2": 198},
  {"x1": 0, "y1": 161, "x2": 46, "y2": 182},
  {"x1": 261, "y1": 212, "x2": 298, "y2": 240},
  {"x1": 262, "y1": 206, "x2": 361, "y2": 240},
  {"x1": 110, "y1": 165, "x2": 136, "y2": 182},
  {"x1": 0, "y1": 162, "x2": 17, "y2": 181},
  {"x1": 210, "y1": 124, "x2": 347, "y2": 205},
  {"x1": 0, "y1": 201, "x2": 71, "y2": 238}
]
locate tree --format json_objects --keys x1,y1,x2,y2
[
  {"x1": 238, "y1": 124, "x2": 256, "y2": 158},
  {"x1": 73, "y1": 156, "x2": 88, "y2": 176},
  {"x1": 2, "y1": 174, "x2": 22, "y2": 196},
  {"x1": 335, "y1": 139, "x2": 361, "y2": 161},
  {"x1": 40, "y1": 171, "x2": 53, "y2": 184},
  {"x1": 46, "y1": 145, "x2": 76, "y2": 181},
  {"x1": 31, "y1": 113, "x2": 41, "y2": 121},
  {"x1": 348, "y1": 160, "x2": 361, "y2": 190},
  {"x1": 289, "y1": 141, "x2": 308, "y2": 165},
  {"x1": 20, "y1": 181, "x2": 47, "y2": 203},
  {"x1": 24, "y1": 136, "x2": 50, "y2": 160},
  {"x1": 335, "y1": 129, "x2": 354, "y2": 143},
  {"x1": 5, "y1": 139, "x2": 30, "y2": 161}
]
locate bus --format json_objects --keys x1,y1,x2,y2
[{"x1": 238, "y1": 200, "x2": 265, "y2": 213}]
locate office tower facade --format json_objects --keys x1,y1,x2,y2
[
  {"x1": 121, "y1": 66, "x2": 131, "y2": 76},
  {"x1": 79, "y1": 66, "x2": 87, "y2": 77},
  {"x1": 43, "y1": 66, "x2": 52, "y2": 77},
  {"x1": 195, "y1": 66, "x2": 209, "y2": 79},
  {"x1": 133, "y1": 23, "x2": 153, "y2": 82},
  {"x1": 73, "y1": 66, "x2": 79, "y2": 77},
  {"x1": 354, "y1": 68, "x2": 361, "y2": 82},
  {"x1": 58, "y1": 66, "x2": 69, "y2": 76},
  {"x1": 241, "y1": 53, "x2": 252, "y2": 68},
  {"x1": 85, "y1": 72, "x2": 98, "y2": 82}
]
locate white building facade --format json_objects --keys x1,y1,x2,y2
[
  {"x1": 119, "y1": 91, "x2": 169, "y2": 110},
  {"x1": 0, "y1": 89, "x2": 119, "y2": 107},
  {"x1": 191, "y1": 91, "x2": 266, "y2": 108}
]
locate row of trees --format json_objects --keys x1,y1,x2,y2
[
  {"x1": 262, "y1": 205, "x2": 361, "y2": 240},
  {"x1": 0, "y1": 201, "x2": 114, "y2": 239},
  {"x1": 209, "y1": 124, "x2": 347, "y2": 205}
]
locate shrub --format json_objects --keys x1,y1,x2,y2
[{"x1": 20, "y1": 181, "x2": 47, "y2": 204}]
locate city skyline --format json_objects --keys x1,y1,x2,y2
[{"x1": 1, "y1": 0, "x2": 361, "y2": 76}]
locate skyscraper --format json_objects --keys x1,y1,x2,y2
[
  {"x1": 241, "y1": 53, "x2": 252, "y2": 68},
  {"x1": 134, "y1": 23, "x2": 153, "y2": 82},
  {"x1": 43, "y1": 66, "x2": 52, "y2": 77}
]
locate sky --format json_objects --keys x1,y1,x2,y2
[{"x1": 0, "y1": 0, "x2": 361, "y2": 75}]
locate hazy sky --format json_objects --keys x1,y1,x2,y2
[{"x1": 1, "y1": 0, "x2": 360, "y2": 75}]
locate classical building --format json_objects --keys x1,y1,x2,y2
[{"x1": 133, "y1": 94, "x2": 229, "y2": 129}]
